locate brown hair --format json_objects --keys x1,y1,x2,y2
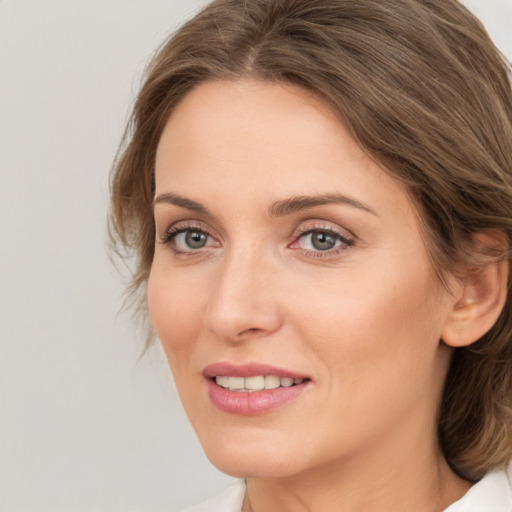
[{"x1": 110, "y1": 0, "x2": 512, "y2": 480}]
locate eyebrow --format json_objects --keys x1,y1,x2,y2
[
  {"x1": 154, "y1": 192, "x2": 378, "y2": 217},
  {"x1": 269, "y1": 193, "x2": 378, "y2": 217},
  {"x1": 154, "y1": 192, "x2": 212, "y2": 216}
]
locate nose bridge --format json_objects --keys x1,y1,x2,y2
[{"x1": 205, "y1": 241, "x2": 281, "y2": 341}]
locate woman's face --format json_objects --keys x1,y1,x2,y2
[{"x1": 149, "y1": 80, "x2": 457, "y2": 478}]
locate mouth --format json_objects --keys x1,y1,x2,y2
[
  {"x1": 203, "y1": 362, "x2": 311, "y2": 415},
  {"x1": 213, "y1": 375, "x2": 307, "y2": 392}
]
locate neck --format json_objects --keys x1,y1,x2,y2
[{"x1": 242, "y1": 424, "x2": 471, "y2": 512}]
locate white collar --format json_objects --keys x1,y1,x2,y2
[{"x1": 443, "y1": 463, "x2": 512, "y2": 512}]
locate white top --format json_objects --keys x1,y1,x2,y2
[{"x1": 183, "y1": 463, "x2": 512, "y2": 512}]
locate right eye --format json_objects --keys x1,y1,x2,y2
[
  {"x1": 175, "y1": 230, "x2": 209, "y2": 249},
  {"x1": 162, "y1": 226, "x2": 219, "y2": 254}
]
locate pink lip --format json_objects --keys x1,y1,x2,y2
[
  {"x1": 202, "y1": 362, "x2": 308, "y2": 380},
  {"x1": 203, "y1": 362, "x2": 311, "y2": 416}
]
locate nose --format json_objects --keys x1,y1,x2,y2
[{"x1": 204, "y1": 246, "x2": 283, "y2": 343}]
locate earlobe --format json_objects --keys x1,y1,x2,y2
[{"x1": 441, "y1": 235, "x2": 509, "y2": 348}]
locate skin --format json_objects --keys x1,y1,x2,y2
[{"x1": 148, "y1": 79, "x2": 473, "y2": 512}]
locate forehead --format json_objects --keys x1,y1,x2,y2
[
  {"x1": 157, "y1": 79, "x2": 347, "y2": 168},
  {"x1": 154, "y1": 79, "x2": 416, "y2": 226}
]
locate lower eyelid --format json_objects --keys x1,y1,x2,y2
[{"x1": 304, "y1": 244, "x2": 350, "y2": 255}]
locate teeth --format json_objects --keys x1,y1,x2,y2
[
  {"x1": 264, "y1": 375, "x2": 280, "y2": 389},
  {"x1": 245, "y1": 376, "x2": 265, "y2": 390},
  {"x1": 228, "y1": 376, "x2": 245, "y2": 391},
  {"x1": 281, "y1": 377, "x2": 294, "y2": 387},
  {"x1": 215, "y1": 375, "x2": 305, "y2": 391},
  {"x1": 216, "y1": 376, "x2": 229, "y2": 388}
]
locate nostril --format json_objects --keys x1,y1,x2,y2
[{"x1": 238, "y1": 327, "x2": 263, "y2": 337}]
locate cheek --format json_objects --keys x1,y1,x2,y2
[
  {"x1": 147, "y1": 265, "x2": 206, "y2": 371},
  {"x1": 290, "y1": 254, "x2": 444, "y2": 388}
]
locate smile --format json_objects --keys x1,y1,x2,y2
[
  {"x1": 203, "y1": 364, "x2": 311, "y2": 415},
  {"x1": 215, "y1": 375, "x2": 306, "y2": 392}
]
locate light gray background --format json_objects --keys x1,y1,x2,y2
[{"x1": 1, "y1": 1, "x2": 511, "y2": 511}]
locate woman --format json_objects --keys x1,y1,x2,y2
[{"x1": 109, "y1": 0, "x2": 512, "y2": 510}]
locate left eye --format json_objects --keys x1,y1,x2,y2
[{"x1": 297, "y1": 230, "x2": 344, "y2": 251}]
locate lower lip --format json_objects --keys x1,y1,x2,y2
[{"x1": 206, "y1": 379, "x2": 309, "y2": 415}]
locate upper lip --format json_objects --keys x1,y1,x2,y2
[{"x1": 202, "y1": 362, "x2": 310, "y2": 380}]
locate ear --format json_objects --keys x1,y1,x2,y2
[{"x1": 441, "y1": 233, "x2": 509, "y2": 348}]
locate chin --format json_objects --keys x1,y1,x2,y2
[
  {"x1": 210, "y1": 456, "x2": 300, "y2": 480},
  {"x1": 200, "y1": 434, "x2": 305, "y2": 479}
]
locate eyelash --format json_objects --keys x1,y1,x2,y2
[
  {"x1": 160, "y1": 222, "x2": 215, "y2": 257},
  {"x1": 160, "y1": 222, "x2": 355, "y2": 260},
  {"x1": 291, "y1": 225, "x2": 354, "y2": 259}
]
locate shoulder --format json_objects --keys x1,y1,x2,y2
[
  {"x1": 443, "y1": 461, "x2": 512, "y2": 512},
  {"x1": 180, "y1": 480, "x2": 246, "y2": 512}
]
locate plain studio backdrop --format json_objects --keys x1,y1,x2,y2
[{"x1": 0, "y1": 1, "x2": 511, "y2": 511}]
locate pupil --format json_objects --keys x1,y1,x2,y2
[
  {"x1": 186, "y1": 231, "x2": 207, "y2": 249},
  {"x1": 312, "y1": 231, "x2": 336, "y2": 251}
]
